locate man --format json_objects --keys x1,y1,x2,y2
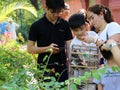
[{"x1": 27, "y1": 0, "x2": 73, "y2": 82}]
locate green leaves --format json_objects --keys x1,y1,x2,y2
[
  {"x1": 92, "y1": 71, "x2": 101, "y2": 80},
  {"x1": 1, "y1": 39, "x2": 120, "y2": 89},
  {"x1": 69, "y1": 83, "x2": 77, "y2": 90},
  {"x1": 0, "y1": 2, "x2": 37, "y2": 22}
]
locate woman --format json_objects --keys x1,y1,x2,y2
[
  {"x1": 82, "y1": 4, "x2": 120, "y2": 66},
  {"x1": 83, "y1": 4, "x2": 120, "y2": 44}
]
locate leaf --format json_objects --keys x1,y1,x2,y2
[
  {"x1": 84, "y1": 72, "x2": 91, "y2": 78},
  {"x1": 111, "y1": 66, "x2": 119, "y2": 72},
  {"x1": 0, "y1": 2, "x2": 37, "y2": 22},
  {"x1": 43, "y1": 55, "x2": 48, "y2": 62},
  {"x1": 98, "y1": 67, "x2": 106, "y2": 75},
  {"x1": 92, "y1": 71, "x2": 101, "y2": 80},
  {"x1": 74, "y1": 77, "x2": 81, "y2": 85},
  {"x1": 70, "y1": 83, "x2": 77, "y2": 90}
]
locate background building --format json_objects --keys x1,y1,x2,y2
[{"x1": 41, "y1": 0, "x2": 120, "y2": 24}]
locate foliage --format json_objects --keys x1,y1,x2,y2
[
  {"x1": 0, "y1": 2, "x2": 38, "y2": 22},
  {"x1": 0, "y1": 41, "x2": 66, "y2": 90},
  {"x1": 0, "y1": 1, "x2": 44, "y2": 42},
  {"x1": 0, "y1": 40, "x2": 120, "y2": 90}
]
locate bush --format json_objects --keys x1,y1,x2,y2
[{"x1": 0, "y1": 40, "x2": 67, "y2": 90}]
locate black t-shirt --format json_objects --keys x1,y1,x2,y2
[{"x1": 29, "y1": 15, "x2": 73, "y2": 66}]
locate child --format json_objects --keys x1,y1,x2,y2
[{"x1": 68, "y1": 13, "x2": 98, "y2": 77}]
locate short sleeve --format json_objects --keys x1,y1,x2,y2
[
  {"x1": 28, "y1": 23, "x2": 38, "y2": 41},
  {"x1": 64, "y1": 21, "x2": 73, "y2": 41},
  {"x1": 108, "y1": 22, "x2": 120, "y2": 37}
]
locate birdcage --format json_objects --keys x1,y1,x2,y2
[{"x1": 69, "y1": 44, "x2": 100, "y2": 90}]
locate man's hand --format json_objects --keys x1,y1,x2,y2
[{"x1": 47, "y1": 43, "x2": 60, "y2": 54}]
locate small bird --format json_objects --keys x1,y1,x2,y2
[{"x1": 18, "y1": 33, "x2": 24, "y2": 44}]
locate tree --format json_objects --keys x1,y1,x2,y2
[
  {"x1": 0, "y1": 2, "x2": 37, "y2": 22},
  {"x1": 30, "y1": 0, "x2": 39, "y2": 10}
]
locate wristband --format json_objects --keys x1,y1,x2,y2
[{"x1": 108, "y1": 43, "x2": 117, "y2": 50}]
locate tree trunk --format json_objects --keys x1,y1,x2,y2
[{"x1": 30, "y1": 0, "x2": 39, "y2": 10}]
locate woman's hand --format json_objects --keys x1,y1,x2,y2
[{"x1": 101, "y1": 39, "x2": 117, "y2": 51}]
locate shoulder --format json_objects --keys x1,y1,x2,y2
[
  {"x1": 32, "y1": 17, "x2": 44, "y2": 26},
  {"x1": 70, "y1": 37, "x2": 82, "y2": 45},
  {"x1": 107, "y1": 22, "x2": 120, "y2": 36},
  {"x1": 109, "y1": 22, "x2": 119, "y2": 25},
  {"x1": 56, "y1": 17, "x2": 68, "y2": 25},
  {"x1": 108, "y1": 22, "x2": 120, "y2": 28}
]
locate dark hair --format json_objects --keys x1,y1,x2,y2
[
  {"x1": 100, "y1": 49, "x2": 112, "y2": 60},
  {"x1": 68, "y1": 14, "x2": 85, "y2": 29},
  {"x1": 99, "y1": 42, "x2": 112, "y2": 60},
  {"x1": 46, "y1": 0, "x2": 65, "y2": 11},
  {"x1": 88, "y1": 4, "x2": 114, "y2": 23}
]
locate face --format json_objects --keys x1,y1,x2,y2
[
  {"x1": 88, "y1": 11, "x2": 103, "y2": 30},
  {"x1": 60, "y1": 9, "x2": 70, "y2": 19},
  {"x1": 46, "y1": 8, "x2": 63, "y2": 21},
  {"x1": 72, "y1": 24, "x2": 87, "y2": 40}
]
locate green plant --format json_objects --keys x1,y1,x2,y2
[
  {"x1": 0, "y1": 41, "x2": 67, "y2": 90},
  {"x1": 0, "y1": 2, "x2": 37, "y2": 22},
  {"x1": 1, "y1": 40, "x2": 120, "y2": 90}
]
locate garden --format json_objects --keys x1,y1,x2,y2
[{"x1": 0, "y1": 0, "x2": 120, "y2": 90}]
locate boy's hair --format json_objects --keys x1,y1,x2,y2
[
  {"x1": 68, "y1": 13, "x2": 85, "y2": 29},
  {"x1": 46, "y1": 0, "x2": 65, "y2": 10}
]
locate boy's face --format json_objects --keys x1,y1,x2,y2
[{"x1": 72, "y1": 24, "x2": 87, "y2": 40}]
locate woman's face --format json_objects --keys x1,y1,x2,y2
[{"x1": 88, "y1": 11, "x2": 103, "y2": 31}]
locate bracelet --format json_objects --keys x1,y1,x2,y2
[{"x1": 108, "y1": 43, "x2": 117, "y2": 50}]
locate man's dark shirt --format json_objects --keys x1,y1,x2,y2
[{"x1": 29, "y1": 15, "x2": 73, "y2": 66}]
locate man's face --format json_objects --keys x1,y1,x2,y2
[
  {"x1": 46, "y1": 8, "x2": 63, "y2": 21},
  {"x1": 72, "y1": 24, "x2": 87, "y2": 40}
]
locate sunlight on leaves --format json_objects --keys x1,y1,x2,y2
[{"x1": 0, "y1": 2, "x2": 37, "y2": 22}]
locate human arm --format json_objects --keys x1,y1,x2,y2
[
  {"x1": 97, "y1": 84, "x2": 103, "y2": 90},
  {"x1": 81, "y1": 28, "x2": 120, "y2": 47},
  {"x1": 81, "y1": 35, "x2": 103, "y2": 47},
  {"x1": 15, "y1": 23, "x2": 19, "y2": 30},
  {"x1": 101, "y1": 39, "x2": 120, "y2": 67},
  {"x1": 109, "y1": 33, "x2": 120, "y2": 42},
  {"x1": 93, "y1": 75, "x2": 103, "y2": 90},
  {"x1": 66, "y1": 39, "x2": 72, "y2": 61},
  {"x1": 111, "y1": 44, "x2": 120, "y2": 67},
  {"x1": 27, "y1": 40, "x2": 60, "y2": 54}
]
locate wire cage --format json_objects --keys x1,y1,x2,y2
[{"x1": 69, "y1": 44, "x2": 100, "y2": 90}]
